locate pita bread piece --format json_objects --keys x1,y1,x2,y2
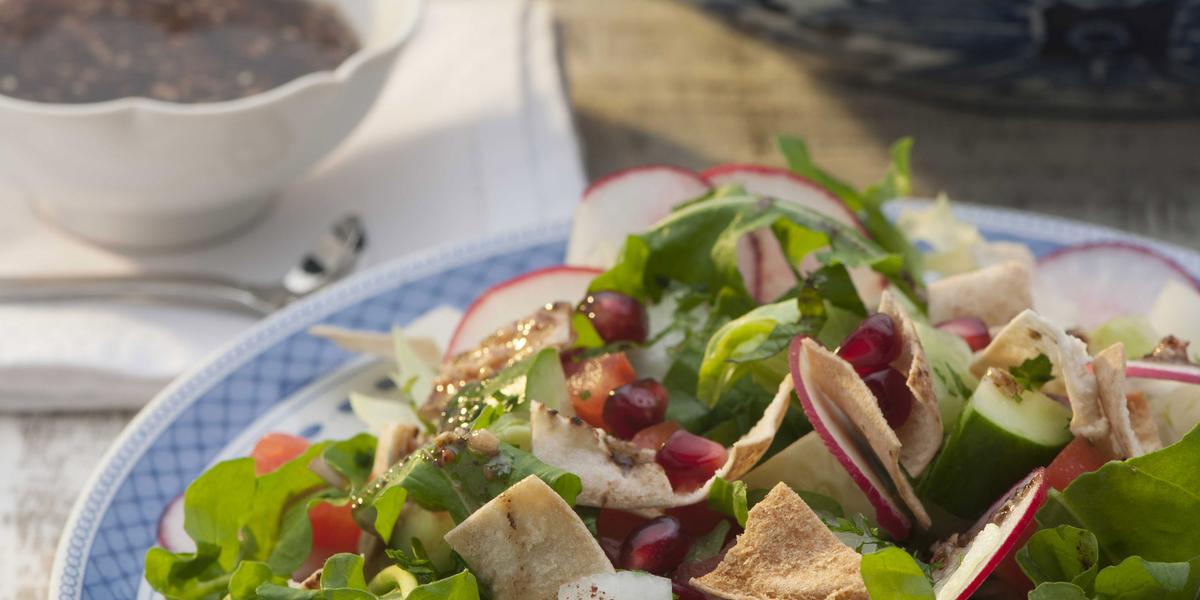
[
  {"x1": 971, "y1": 310, "x2": 1107, "y2": 442},
  {"x1": 878, "y1": 291, "x2": 943, "y2": 476},
  {"x1": 797, "y1": 338, "x2": 931, "y2": 530},
  {"x1": 691, "y1": 483, "x2": 868, "y2": 600},
  {"x1": 531, "y1": 375, "x2": 793, "y2": 510},
  {"x1": 928, "y1": 260, "x2": 1033, "y2": 328},
  {"x1": 1093, "y1": 343, "x2": 1162, "y2": 458},
  {"x1": 443, "y1": 475, "x2": 613, "y2": 600}
]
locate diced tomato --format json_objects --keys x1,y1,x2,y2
[
  {"x1": 632, "y1": 421, "x2": 681, "y2": 451},
  {"x1": 1045, "y1": 436, "x2": 1110, "y2": 492},
  {"x1": 567, "y1": 353, "x2": 637, "y2": 427},
  {"x1": 309, "y1": 501, "x2": 361, "y2": 552},
  {"x1": 250, "y1": 432, "x2": 310, "y2": 475},
  {"x1": 597, "y1": 508, "x2": 651, "y2": 563},
  {"x1": 995, "y1": 437, "x2": 1111, "y2": 592}
]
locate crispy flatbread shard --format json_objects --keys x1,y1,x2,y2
[
  {"x1": 970, "y1": 309, "x2": 1107, "y2": 442},
  {"x1": 799, "y1": 339, "x2": 931, "y2": 529},
  {"x1": 927, "y1": 260, "x2": 1033, "y2": 328},
  {"x1": 443, "y1": 476, "x2": 613, "y2": 600},
  {"x1": 878, "y1": 291, "x2": 942, "y2": 477},
  {"x1": 1093, "y1": 343, "x2": 1162, "y2": 458},
  {"x1": 691, "y1": 483, "x2": 868, "y2": 600},
  {"x1": 530, "y1": 375, "x2": 793, "y2": 510}
]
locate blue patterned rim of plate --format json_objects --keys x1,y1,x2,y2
[{"x1": 50, "y1": 203, "x2": 1200, "y2": 599}]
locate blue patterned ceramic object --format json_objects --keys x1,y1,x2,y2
[
  {"x1": 50, "y1": 206, "x2": 1200, "y2": 599},
  {"x1": 692, "y1": 0, "x2": 1200, "y2": 114}
]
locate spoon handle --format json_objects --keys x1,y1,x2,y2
[{"x1": 0, "y1": 274, "x2": 278, "y2": 316}]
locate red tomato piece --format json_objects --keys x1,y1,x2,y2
[
  {"x1": 250, "y1": 432, "x2": 310, "y2": 475},
  {"x1": 567, "y1": 353, "x2": 637, "y2": 428},
  {"x1": 309, "y1": 501, "x2": 361, "y2": 553},
  {"x1": 1045, "y1": 436, "x2": 1111, "y2": 492}
]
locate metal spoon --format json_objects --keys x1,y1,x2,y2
[{"x1": 0, "y1": 215, "x2": 367, "y2": 317}]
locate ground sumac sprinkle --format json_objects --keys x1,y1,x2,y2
[{"x1": 0, "y1": 0, "x2": 360, "y2": 104}]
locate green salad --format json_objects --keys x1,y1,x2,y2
[{"x1": 145, "y1": 136, "x2": 1200, "y2": 600}]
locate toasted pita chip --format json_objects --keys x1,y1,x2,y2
[
  {"x1": 531, "y1": 375, "x2": 793, "y2": 509},
  {"x1": 799, "y1": 339, "x2": 931, "y2": 529},
  {"x1": 878, "y1": 291, "x2": 942, "y2": 476},
  {"x1": 443, "y1": 475, "x2": 613, "y2": 600},
  {"x1": 928, "y1": 260, "x2": 1033, "y2": 328},
  {"x1": 1094, "y1": 343, "x2": 1162, "y2": 458},
  {"x1": 691, "y1": 483, "x2": 867, "y2": 600},
  {"x1": 971, "y1": 310, "x2": 1107, "y2": 442}
]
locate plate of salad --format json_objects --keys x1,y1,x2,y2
[{"x1": 51, "y1": 136, "x2": 1200, "y2": 600}]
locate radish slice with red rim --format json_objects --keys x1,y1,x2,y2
[
  {"x1": 157, "y1": 494, "x2": 193, "y2": 553},
  {"x1": 1034, "y1": 242, "x2": 1200, "y2": 330},
  {"x1": 446, "y1": 265, "x2": 600, "y2": 358},
  {"x1": 1125, "y1": 360, "x2": 1200, "y2": 385},
  {"x1": 789, "y1": 336, "x2": 912, "y2": 540},
  {"x1": 931, "y1": 468, "x2": 1048, "y2": 600},
  {"x1": 701, "y1": 165, "x2": 884, "y2": 306},
  {"x1": 566, "y1": 166, "x2": 710, "y2": 268}
]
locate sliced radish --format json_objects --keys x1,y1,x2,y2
[
  {"x1": 567, "y1": 166, "x2": 710, "y2": 268},
  {"x1": 156, "y1": 494, "x2": 194, "y2": 553},
  {"x1": 1034, "y1": 242, "x2": 1200, "y2": 330},
  {"x1": 1125, "y1": 360, "x2": 1200, "y2": 385},
  {"x1": 701, "y1": 165, "x2": 884, "y2": 305},
  {"x1": 446, "y1": 265, "x2": 601, "y2": 358},
  {"x1": 789, "y1": 336, "x2": 912, "y2": 540},
  {"x1": 931, "y1": 468, "x2": 1048, "y2": 600}
]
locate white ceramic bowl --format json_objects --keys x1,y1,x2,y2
[{"x1": 0, "y1": 0, "x2": 422, "y2": 248}]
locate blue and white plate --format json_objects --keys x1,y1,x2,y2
[{"x1": 50, "y1": 205, "x2": 1200, "y2": 599}]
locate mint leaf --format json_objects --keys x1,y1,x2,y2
[
  {"x1": 860, "y1": 547, "x2": 935, "y2": 600},
  {"x1": 1016, "y1": 526, "x2": 1100, "y2": 592},
  {"x1": 1010, "y1": 353, "x2": 1054, "y2": 392}
]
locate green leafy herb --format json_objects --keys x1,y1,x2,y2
[
  {"x1": 1010, "y1": 354, "x2": 1054, "y2": 393},
  {"x1": 684, "y1": 520, "x2": 732, "y2": 563},
  {"x1": 859, "y1": 547, "x2": 935, "y2": 600},
  {"x1": 1028, "y1": 582, "x2": 1090, "y2": 600},
  {"x1": 1017, "y1": 526, "x2": 1100, "y2": 592},
  {"x1": 406, "y1": 570, "x2": 480, "y2": 600},
  {"x1": 707, "y1": 477, "x2": 751, "y2": 527},
  {"x1": 321, "y1": 433, "x2": 378, "y2": 490}
]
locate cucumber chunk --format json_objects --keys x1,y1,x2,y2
[
  {"x1": 914, "y1": 321, "x2": 979, "y2": 427},
  {"x1": 919, "y1": 368, "x2": 1071, "y2": 519}
]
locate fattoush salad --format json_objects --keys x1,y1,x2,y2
[{"x1": 145, "y1": 136, "x2": 1200, "y2": 600}]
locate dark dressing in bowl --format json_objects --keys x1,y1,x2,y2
[{"x1": 0, "y1": 0, "x2": 361, "y2": 104}]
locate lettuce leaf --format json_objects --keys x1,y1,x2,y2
[
  {"x1": 859, "y1": 547, "x2": 935, "y2": 600},
  {"x1": 1017, "y1": 526, "x2": 1100, "y2": 591},
  {"x1": 254, "y1": 553, "x2": 479, "y2": 600}
]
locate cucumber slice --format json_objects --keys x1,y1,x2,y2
[
  {"x1": 913, "y1": 321, "x2": 979, "y2": 427},
  {"x1": 1089, "y1": 315, "x2": 1158, "y2": 358},
  {"x1": 919, "y1": 369, "x2": 1070, "y2": 519}
]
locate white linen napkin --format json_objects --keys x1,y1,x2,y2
[{"x1": 0, "y1": 0, "x2": 584, "y2": 411}]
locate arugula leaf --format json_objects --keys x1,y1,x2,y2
[
  {"x1": 184, "y1": 458, "x2": 258, "y2": 568},
  {"x1": 322, "y1": 434, "x2": 378, "y2": 490},
  {"x1": 366, "y1": 441, "x2": 580, "y2": 524},
  {"x1": 406, "y1": 570, "x2": 480, "y2": 600},
  {"x1": 1010, "y1": 354, "x2": 1054, "y2": 393},
  {"x1": 1017, "y1": 526, "x2": 1100, "y2": 592},
  {"x1": 1036, "y1": 426, "x2": 1200, "y2": 564},
  {"x1": 859, "y1": 547, "x2": 935, "y2": 600},
  {"x1": 228, "y1": 561, "x2": 282, "y2": 600},
  {"x1": 1029, "y1": 582, "x2": 1091, "y2": 600},
  {"x1": 371, "y1": 486, "x2": 409, "y2": 544},
  {"x1": 1093, "y1": 556, "x2": 1200, "y2": 600},
  {"x1": 776, "y1": 135, "x2": 925, "y2": 286},
  {"x1": 320, "y1": 554, "x2": 370, "y2": 590}
]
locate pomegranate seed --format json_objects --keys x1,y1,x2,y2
[
  {"x1": 936, "y1": 316, "x2": 992, "y2": 352},
  {"x1": 579, "y1": 291, "x2": 649, "y2": 344},
  {"x1": 632, "y1": 421, "x2": 681, "y2": 451},
  {"x1": 567, "y1": 353, "x2": 638, "y2": 428},
  {"x1": 837, "y1": 313, "x2": 902, "y2": 376},
  {"x1": 602, "y1": 378, "x2": 669, "y2": 438},
  {"x1": 656, "y1": 430, "x2": 727, "y2": 492},
  {"x1": 671, "y1": 583, "x2": 707, "y2": 600},
  {"x1": 597, "y1": 508, "x2": 649, "y2": 564},
  {"x1": 619, "y1": 516, "x2": 689, "y2": 574},
  {"x1": 862, "y1": 368, "x2": 914, "y2": 429}
]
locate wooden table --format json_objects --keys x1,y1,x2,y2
[{"x1": 10, "y1": 1, "x2": 1200, "y2": 597}]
